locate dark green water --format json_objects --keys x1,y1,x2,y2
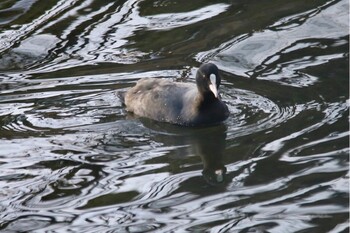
[{"x1": 0, "y1": 0, "x2": 349, "y2": 232}]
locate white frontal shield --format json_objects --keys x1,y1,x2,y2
[{"x1": 209, "y1": 74, "x2": 218, "y2": 98}]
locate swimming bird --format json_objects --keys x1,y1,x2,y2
[{"x1": 124, "y1": 63, "x2": 229, "y2": 126}]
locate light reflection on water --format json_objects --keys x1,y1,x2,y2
[
  {"x1": 197, "y1": 0, "x2": 348, "y2": 87},
  {"x1": 0, "y1": 0, "x2": 348, "y2": 232}
]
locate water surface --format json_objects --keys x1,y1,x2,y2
[{"x1": 0, "y1": 0, "x2": 349, "y2": 232}]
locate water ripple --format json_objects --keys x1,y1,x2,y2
[
  {"x1": 220, "y1": 85, "x2": 308, "y2": 142},
  {"x1": 197, "y1": 0, "x2": 348, "y2": 87},
  {"x1": 0, "y1": 0, "x2": 348, "y2": 232}
]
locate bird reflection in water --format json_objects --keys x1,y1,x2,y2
[
  {"x1": 192, "y1": 124, "x2": 227, "y2": 185},
  {"x1": 138, "y1": 117, "x2": 228, "y2": 185}
]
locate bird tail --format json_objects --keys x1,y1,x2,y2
[{"x1": 117, "y1": 91, "x2": 127, "y2": 106}]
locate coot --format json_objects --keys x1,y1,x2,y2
[{"x1": 124, "y1": 63, "x2": 229, "y2": 126}]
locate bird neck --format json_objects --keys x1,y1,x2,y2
[{"x1": 197, "y1": 91, "x2": 217, "y2": 110}]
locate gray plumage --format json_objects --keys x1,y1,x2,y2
[{"x1": 124, "y1": 63, "x2": 229, "y2": 126}]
